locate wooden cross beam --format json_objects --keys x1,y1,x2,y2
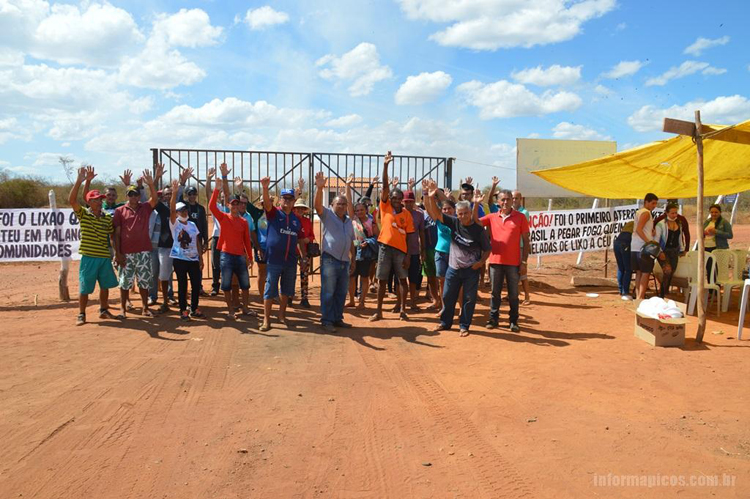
[{"x1": 663, "y1": 118, "x2": 750, "y2": 145}]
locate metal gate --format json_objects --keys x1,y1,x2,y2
[{"x1": 151, "y1": 148, "x2": 453, "y2": 280}]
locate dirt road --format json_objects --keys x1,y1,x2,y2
[{"x1": 1, "y1": 233, "x2": 749, "y2": 498}]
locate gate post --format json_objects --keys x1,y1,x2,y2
[
  {"x1": 446, "y1": 157, "x2": 454, "y2": 189},
  {"x1": 151, "y1": 148, "x2": 160, "y2": 188}
]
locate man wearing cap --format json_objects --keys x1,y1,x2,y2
[
  {"x1": 314, "y1": 172, "x2": 356, "y2": 332},
  {"x1": 259, "y1": 176, "x2": 303, "y2": 331},
  {"x1": 371, "y1": 151, "x2": 415, "y2": 322},
  {"x1": 179, "y1": 177, "x2": 209, "y2": 294},
  {"x1": 403, "y1": 185, "x2": 426, "y2": 311},
  {"x1": 293, "y1": 197, "x2": 315, "y2": 308},
  {"x1": 209, "y1": 164, "x2": 255, "y2": 319},
  {"x1": 82, "y1": 166, "x2": 125, "y2": 216},
  {"x1": 69, "y1": 166, "x2": 118, "y2": 325},
  {"x1": 113, "y1": 164, "x2": 163, "y2": 318}
]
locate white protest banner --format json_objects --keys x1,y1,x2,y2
[
  {"x1": 528, "y1": 204, "x2": 639, "y2": 256},
  {"x1": 0, "y1": 208, "x2": 82, "y2": 262}
]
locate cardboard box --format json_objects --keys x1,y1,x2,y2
[{"x1": 634, "y1": 301, "x2": 687, "y2": 347}]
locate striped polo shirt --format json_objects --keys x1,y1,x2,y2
[{"x1": 75, "y1": 206, "x2": 114, "y2": 258}]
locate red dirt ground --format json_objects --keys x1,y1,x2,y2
[{"x1": 1, "y1": 227, "x2": 749, "y2": 498}]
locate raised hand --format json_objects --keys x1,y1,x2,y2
[
  {"x1": 85, "y1": 165, "x2": 97, "y2": 182},
  {"x1": 408, "y1": 178, "x2": 416, "y2": 190},
  {"x1": 207, "y1": 167, "x2": 215, "y2": 180},
  {"x1": 260, "y1": 176, "x2": 271, "y2": 188},
  {"x1": 154, "y1": 163, "x2": 165, "y2": 182},
  {"x1": 421, "y1": 179, "x2": 430, "y2": 192},
  {"x1": 464, "y1": 176, "x2": 474, "y2": 186},
  {"x1": 171, "y1": 179, "x2": 179, "y2": 191},
  {"x1": 142, "y1": 169, "x2": 154, "y2": 186},
  {"x1": 491, "y1": 176, "x2": 499, "y2": 186},
  {"x1": 473, "y1": 189, "x2": 485, "y2": 204},
  {"x1": 391, "y1": 177, "x2": 399, "y2": 188},
  {"x1": 180, "y1": 167, "x2": 193, "y2": 184},
  {"x1": 346, "y1": 173, "x2": 355, "y2": 185},
  {"x1": 219, "y1": 162, "x2": 230, "y2": 178},
  {"x1": 384, "y1": 151, "x2": 393, "y2": 167},
  {"x1": 314, "y1": 171, "x2": 326, "y2": 188},
  {"x1": 234, "y1": 176, "x2": 243, "y2": 191},
  {"x1": 76, "y1": 166, "x2": 87, "y2": 182},
  {"x1": 371, "y1": 176, "x2": 379, "y2": 185},
  {"x1": 298, "y1": 177, "x2": 305, "y2": 190},
  {"x1": 120, "y1": 169, "x2": 133, "y2": 186},
  {"x1": 426, "y1": 179, "x2": 438, "y2": 197}
]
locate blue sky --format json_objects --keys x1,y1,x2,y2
[{"x1": 1, "y1": 0, "x2": 748, "y2": 188}]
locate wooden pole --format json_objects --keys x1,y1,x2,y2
[
  {"x1": 604, "y1": 198, "x2": 610, "y2": 278},
  {"x1": 49, "y1": 189, "x2": 70, "y2": 302},
  {"x1": 695, "y1": 110, "x2": 706, "y2": 343},
  {"x1": 576, "y1": 198, "x2": 598, "y2": 265},
  {"x1": 536, "y1": 198, "x2": 553, "y2": 269}
]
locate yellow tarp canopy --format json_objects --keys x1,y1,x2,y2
[{"x1": 531, "y1": 119, "x2": 750, "y2": 199}]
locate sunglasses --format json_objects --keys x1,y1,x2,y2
[{"x1": 127, "y1": 191, "x2": 139, "y2": 197}]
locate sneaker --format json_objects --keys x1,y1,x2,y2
[
  {"x1": 300, "y1": 298, "x2": 311, "y2": 309},
  {"x1": 486, "y1": 320, "x2": 498, "y2": 329},
  {"x1": 76, "y1": 313, "x2": 86, "y2": 326},
  {"x1": 190, "y1": 309, "x2": 205, "y2": 318},
  {"x1": 321, "y1": 323, "x2": 337, "y2": 333},
  {"x1": 210, "y1": 289, "x2": 219, "y2": 297},
  {"x1": 180, "y1": 311, "x2": 191, "y2": 322},
  {"x1": 621, "y1": 295, "x2": 633, "y2": 301},
  {"x1": 509, "y1": 323, "x2": 520, "y2": 333},
  {"x1": 333, "y1": 320, "x2": 352, "y2": 328},
  {"x1": 148, "y1": 297, "x2": 158, "y2": 306}
]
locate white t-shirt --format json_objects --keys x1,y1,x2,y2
[
  {"x1": 630, "y1": 207, "x2": 654, "y2": 252},
  {"x1": 704, "y1": 221, "x2": 717, "y2": 248},
  {"x1": 169, "y1": 219, "x2": 201, "y2": 261}
]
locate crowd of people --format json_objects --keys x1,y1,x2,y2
[
  {"x1": 70, "y1": 153, "x2": 535, "y2": 336},
  {"x1": 613, "y1": 192, "x2": 734, "y2": 301}
]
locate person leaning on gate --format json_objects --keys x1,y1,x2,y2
[
  {"x1": 314, "y1": 171, "x2": 356, "y2": 333},
  {"x1": 259, "y1": 175, "x2": 304, "y2": 331},
  {"x1": 208, "y1": 165, "x2": 254, "y2": 320},
  {"x1": 113, "y1": 164, "x2": 163, "y2": 319},
  {"x1": 631, "y1": 193, "x2": 659, "y2": 300},
  {"x1": 168, "y1": 179, "x2": 205, "y2": 321},
  {"x1": 69, "y1": 166, "x2": 119, "y2": 326},
  {"x1": 423, "y1": 179, "x2": 490, "y2": 337},
  {"x1": 370, "y1": 151, "x2": 415, "y2": 322},
  {"x1": 480, "y1": 189, "x2": 530, "y2": 333}
]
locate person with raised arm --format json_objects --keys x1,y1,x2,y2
[
  {"x1": 168, "y1": 179, "x2": 204, "y2": 321},
  {"x1": 113, "y1": 164, "x2": 162, "y2": 319},
  {"x1": 208, "y1": 165, "x2": 254, "y2": 320},
  {"x1": 206, "y1": 167, "x2": 226, "y2": 296},
  {"x1": 314, "y1": 172, "x2": 356, "y2": 332},
  {"x1": 259, "y1": 175, "x2": 303, "y2": 331},
  {"x1": 403, "y1": 177, "x2": 427, "y2": 311},
  {"x1": 424, "y1": 179, "x2": 490, "y2": 337},
  {"x1": 69, "y1": 166, "x2": 119, "y2": 325},
  {"x1": 480, "y1": 189, "x2": 530, "y2": 332},
  {"x1": 370, "y1": 152, "x2": 415, "y2": 322}
]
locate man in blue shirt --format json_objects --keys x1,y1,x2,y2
[
  {"x1": 314, "y1": 171, "x2": 356, "y2": 333},
  {"x1": 259, "y1": 176, "x2": 304, "y2": 331}
]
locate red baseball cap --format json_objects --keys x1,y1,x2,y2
[
  {"x1": 403, "y1": 190, "x2": 416, "y2": 201},
  {"x1": 85, "y1": 190, "x2": 106, "y2": 201}
]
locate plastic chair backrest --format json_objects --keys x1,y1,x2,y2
[
  {"x1": 706, "y1": 253, "x2": 718, "y2": 285},
  {"x1": 733, "y1": 250, "x2": 749, "y2": 280},
  {"x1": 712, "y1": 249, "x2": 734, "y2": 282}
]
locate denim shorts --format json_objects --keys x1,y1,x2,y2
[
  {"x1": 264, "y1": 263, "x2": 297, "y2": 299},
  {"x1": 435, "y1": 250, "x2": 449, "y2": 278},
  {"x1": 220, "y1": 252, "x2": 250, "y2": 291}
]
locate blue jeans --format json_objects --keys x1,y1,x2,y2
[
  {"x1": 489, "y1": 264, "x2": 520, "y2": 324},
  {"x1": 320, "y1": 252, "x2": 350, "y2": 325},
  {"x1": 220, "y1": 252, "x2": 250, "y2": 291},
  {"x1": 613, "y1": 240, "x2": 631, "y2": 296},
  {"x1": 439, "y1": 266, "x2": 480, "y2": 330}
]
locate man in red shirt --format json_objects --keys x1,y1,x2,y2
[
  {"x1": 480, "y1": 189, "x2": 530, "y2": 332},
  {"x1": 113, "y1": 164, "x2": 163, "y2": 318},
  {"x1": 208, "y1": 164, "x2": 254, "y2": 320}
]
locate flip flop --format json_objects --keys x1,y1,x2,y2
[
  {"x1": 242, "y1": 308, "x2": 258, "y2": 317},
  {"x1": 142, "y1": 309, "x2": 154, "y2": 318},
  {"x1": 399, "y1": 311, "x2": 409, "y2": 321},
  {"x1": 99, "y1": 309, "x2": 115, "y2": 319},
  {"x1": 259, "y1": 323, "x2": 271, "y2": 332},
  {"x1": 115, "y1": 313, "x2": 126, "y2": 320},
  {"x1": 459, "y1": 330, "x2": 470, "y2": 337},
  {"x1": 369, "y1": 313, "x2": 382, "y2": 322}
]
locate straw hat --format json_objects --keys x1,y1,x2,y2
[{"x1": 293, "y1": 199, "x2": 309, "y2": 210}]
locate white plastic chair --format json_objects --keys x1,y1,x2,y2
[
  {"x1": 687, "y1": 252, "x2": 721, "y2": 316},
  {"x1": 713, "y1": 250, "x2": 745, "y2": 312},
  {"x1": 737, "y1": 279, "x2": 750, "y2": 340},
  {"x1": 732, "y1": 249, "x2": 748, "y2": 279}
]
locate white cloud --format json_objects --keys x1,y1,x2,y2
[
  {"x1": 627, "y1": 95, "x2": 750, "y2": 132},
  {"x1": 160, "y1": 97, "x2": 321, "y2": 128},
  {"x1": 325, "y1": 114, "x2": 363, "y2": 127},
  {"x1": 243, "y1": 6, "x2": 289, "y2": 30},
  {"x1": 153, "y1": 9, "x2": 223, "y2": 48},
  {"x1": 317, "y1": 43, "x2": 393, "y2": 97},
  {"x1": 594, "y1": 84, "x2": 612, "y2": 95},
  {"x1": 31, "y1": 2, "x2": 144, "y2": 66},
  {"x1": 398, "y1": 0, "x2": 616, "y2": 50},
  {"x1": 684, "y1": 36, "x2": 730, "y2": 56},
  {"x1": 601, "y1": 60, "x2": 645, "y2": 79},
  {"x1": 395, "y1": 71, "x2": 452, "y2": 105},
  {"x1": 511, "y1": 64, "x2": 581, "y2": 86},
  {"x1": 0, "y1": 47, "x2": 24, "y2": 66},
  {"x1": 117, "y1": 38, "x2": 206, "y2": 90},
  {"x1": 615, "y1": 22, "x2": 626, "y2": 31},
  {"x1": 645, "y1": 60, "x2": 724, "y2": 86},
  {"x1": 457, "y1": 79, "x2": 582, "y2": 119},
  {"x1": 552, "y1": 122, "x2": 611, "y2": 141}
]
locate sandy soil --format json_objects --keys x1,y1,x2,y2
[{"x1": 0, "y1": 227, "x2": 749, "y2": 498}]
